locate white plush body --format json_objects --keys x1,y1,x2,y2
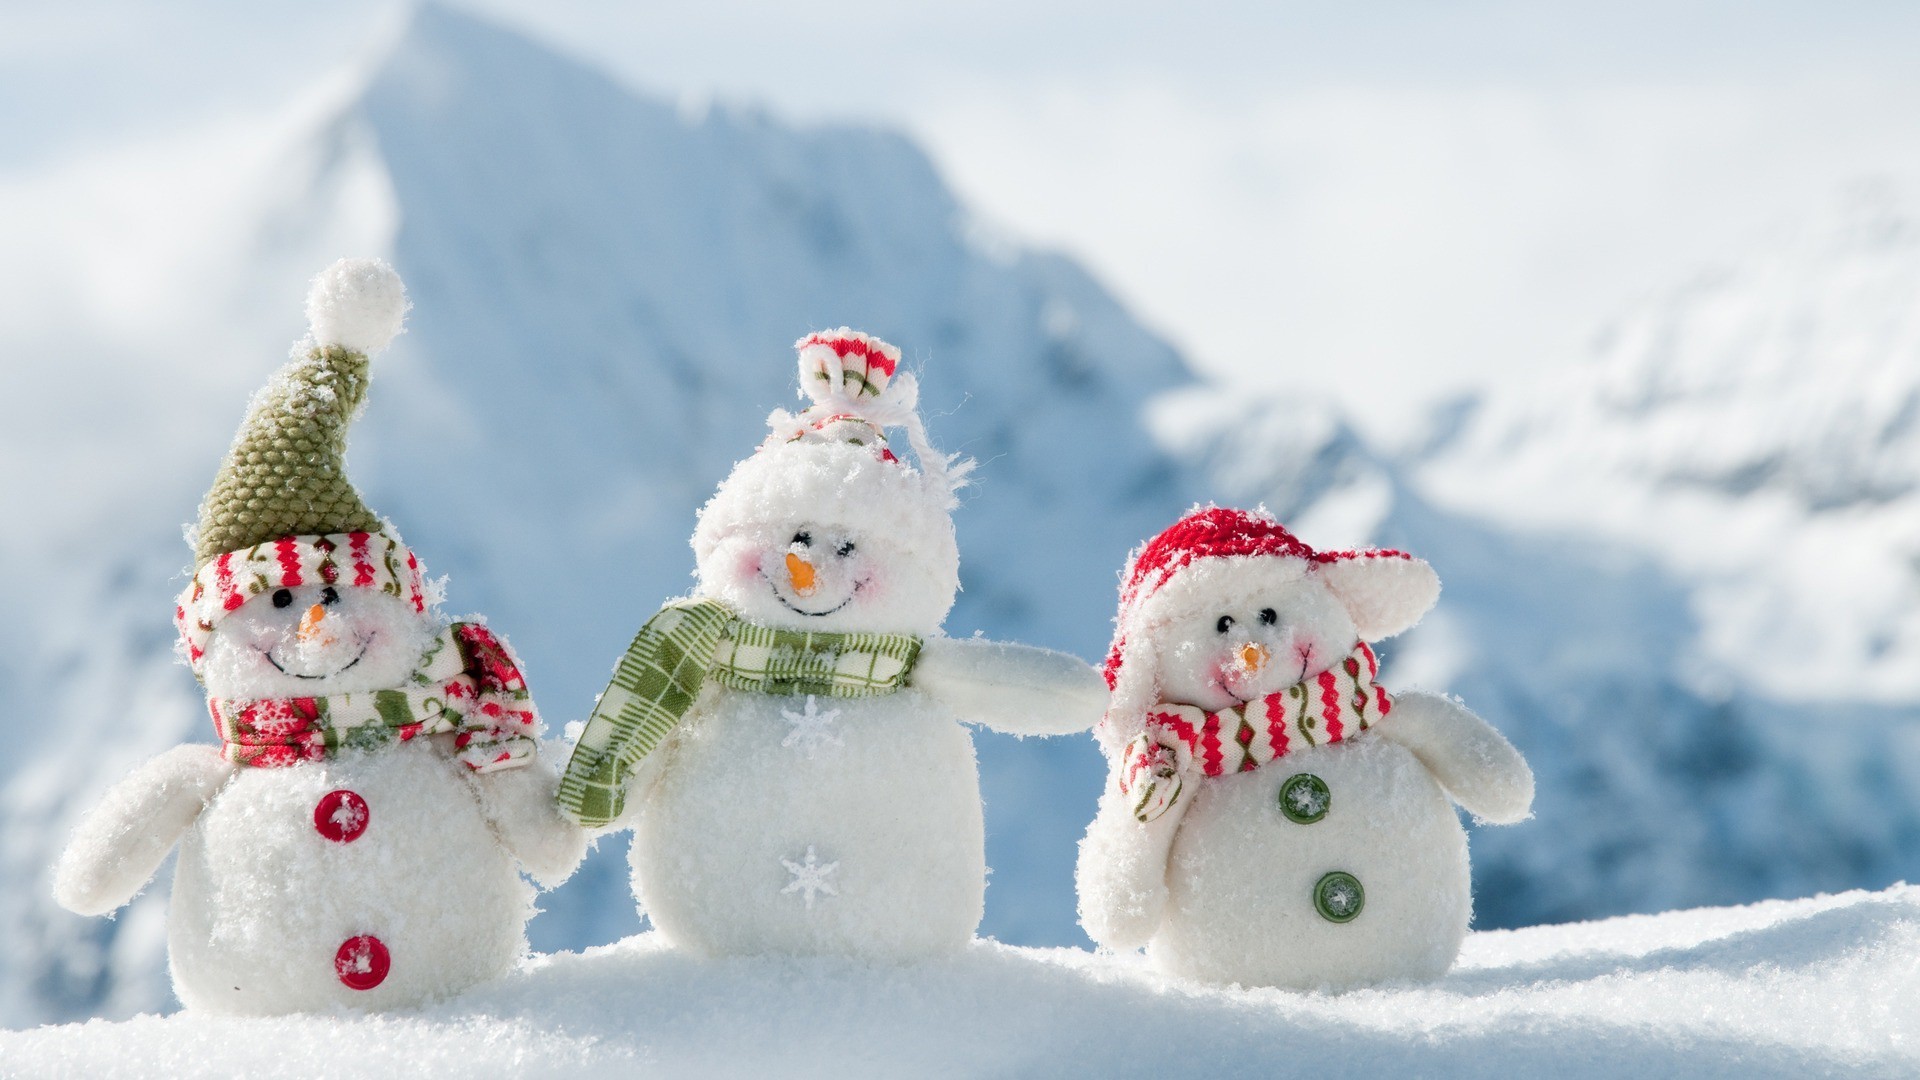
[
  {"x1": 630, "y1": 686, "x2": 985, "y2": 958},
  {"x1": 58, "y1": 737, "x2": 580, "y2": 1015},
  {"x1": 1082, "y1": 697, "x2": 1530, "y2": 991},
  {"x1": 169, "y1": 743, "x2": 536, "y2": 1014},
  {"x1": 1116, "y1": 728, "x2": 1467, "y2": 988},
  {"x1": 1077, "y1": 508, "x2": 1533, "y2": 990}
]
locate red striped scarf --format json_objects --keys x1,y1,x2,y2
[
  {"x1": 207, "y1": 623, "x2": 537, "y2": 771},
  {"x1": 1119, "y1": 642, "x2": 1391, "y2": 822}
]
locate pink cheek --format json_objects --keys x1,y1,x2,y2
[
  {"x1": 852, "y1": 566, "x2": 883, "y2": 604},
  {"x1": 734, "y1": 547, "x2": 769, "y2": 584},
  {"x1": 1294, "y1": 638, "x2": 1324, "y2": 675}
]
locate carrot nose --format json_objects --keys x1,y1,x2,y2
[
  {"x1": 785, "y1": 553, "x2": 818, "y2": 596},
  {"x1": 297, "y1": 604, "x2": 329, "y2": 643},
  {"x1": 1238, "y1": 642, "x2": 1270, "y2": 674}
]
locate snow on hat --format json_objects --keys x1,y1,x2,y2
[
  {"x1": 691, "y1": 329, "x2": 973, "y2": 632},
  {"x1": 174, "y1": 258, "x2": 423, "y2": 671},
  {"x1": 1097, "y1": 505, "x2": 1439, "y2": 752}
]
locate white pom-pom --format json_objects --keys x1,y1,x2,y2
[{"x1": 305, "y1": 257, "x2": 410, "y2": 355}]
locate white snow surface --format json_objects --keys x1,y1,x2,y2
[{"x1": 4, "y1": 884, "x2": 1915, "y2": 1078}]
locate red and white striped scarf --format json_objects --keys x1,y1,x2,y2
[
  {"x1": 207, "y1": 623, "x2": 537, "y2": 771},
  {"x1": 1119, "y1": 642, "x2": 1391, "y2": 822}
]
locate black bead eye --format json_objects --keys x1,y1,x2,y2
[
  {"x1": 1259, "y1": 608, "x2": 1277, "y2": 626},
  {"x1": 272, "y1": 589, "x2": 294, "y2": 609},
  {"x1": 321, "y1": 587, "x2": 340, "y2": 606},
  {"x1": 792, "y1": 531, "x2": 813, "y2": 547},
  {"x1": 1216, "y1": 615, "x2": 1235, "y2": 634},
  {"x1": 836, "y1": 541, "x2": 856, "y2": 558}
]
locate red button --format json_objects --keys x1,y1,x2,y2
[
  {"x1": 314, "y1": 790, "x2": 370, "y2": 843},
  {"x1": 334, "y1": 935, "x2": 390, "y2": 991}
]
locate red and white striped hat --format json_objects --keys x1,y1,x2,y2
[{"x1": 1097, "y1": 506, "x2": 1439, "y2": 753}]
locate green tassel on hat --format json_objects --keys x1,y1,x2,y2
[{"x1": 192, "y1": 258, "x2": 411, "y2": 568}]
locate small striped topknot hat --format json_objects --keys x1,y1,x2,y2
[
  {"x1": 776, "y1": 329, "x2": 906, "y2": 455},
  {"x1": 174, "y1": 258, "x2": 424, "y2": 672},
  {"x1": 764, "y1": 328, "x2": 969, "y2": 497}
]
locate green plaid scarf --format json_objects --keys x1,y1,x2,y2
[{"x1": 557, "y1": 597, "x2": 922, "y2": 827}]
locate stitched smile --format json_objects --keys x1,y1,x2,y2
[
  {"x1": 262, "y1": 640, "x2": 369, "y2": 680},
  {"x1": 772, "y1": 589, "x2": 857, "y2": 618},
  {"x1": 763, "y1": 570, "x2": 862, "y2": 618}
]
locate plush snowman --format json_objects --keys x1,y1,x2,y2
[
  {"x1": 559, "y1": 329, "x2": 1108, "y2": 960},
  {"x1": 1075, "y1": 506, "x2": 1533, "y2": 990},
  {"x1": 52, "y1": 259, "x2": 586, "y2": 1014}
]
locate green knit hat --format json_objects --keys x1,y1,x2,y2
[{"x1": 191, "y1": 258, "x2": 411, "y2": 567}]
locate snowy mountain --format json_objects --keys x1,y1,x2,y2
[{"x1": 1424, "y1": 184, "x2": 1920, "y2": 703}]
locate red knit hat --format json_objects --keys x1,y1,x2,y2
[{"x1": 1097, "y1": 506, "x2": 1438, "y2": 752}]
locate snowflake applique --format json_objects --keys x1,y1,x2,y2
[
  {"x1": 780, "y1": 845, "x2": 840, "y2": 910},
  {"x1": 780, "y1": 695, "x2": 843, "y2": 757}
]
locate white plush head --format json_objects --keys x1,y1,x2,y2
[
  {"x1": 690, "y1": 330, "x2": 968, "y2": 636},
  {"x1": 1098, "y1": 506, "x2": 1440, "y2": 752},
  {"x1": 199, "y1": 582, "x2": 438, "y2": 700}
]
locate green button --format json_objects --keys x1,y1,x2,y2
[
  {"x1": 1315, "y1": 871, "x2": 1365, "y2": 923},
  {"x1": 1278, "y1": 773, "x2": 1331, "y2": 824}
]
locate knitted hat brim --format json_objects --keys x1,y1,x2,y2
[{"x1": 175, "y1": 530, "x2": 426, "y2": 674}]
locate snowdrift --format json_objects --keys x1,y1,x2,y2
[{"x1": 6, "y1": 884, "x2": 1914, "y2": 1078}]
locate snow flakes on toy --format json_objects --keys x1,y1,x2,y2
[
  {"x1": 780, "y1": 696, "x2": 845, "y2": 757},
  {"x1": 780, "y1": 846, "x2": 841, "y2": 910}
]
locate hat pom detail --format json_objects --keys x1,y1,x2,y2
[
  {"x1": 306, "y1": 257, "x2": 410, "y2": 355},
  {"x1": 796, "y1": 328, "x2": 903, "y2": 409}
]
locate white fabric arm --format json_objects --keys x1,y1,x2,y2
[
  {"x1": 53, "y1": 745, "x2": 234, "y2": 916},
  {"x1": 470, "y1": 753, "x2": 589, "y2": 887},
  {"x1": 913, "y1": 637, "x2": 1108, "y2": 736},
  {"x1": 1075, "y1": 762, "x2": 1193, "y2": 950},
  {"x1": 1375, "y1": 690, "x2": 1535, "y2": 824}
]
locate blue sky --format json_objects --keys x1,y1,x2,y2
[{"x1": 5, "y1": 1, "x2": 1919, "y2": 427}]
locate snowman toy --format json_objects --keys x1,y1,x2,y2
[
  {"x1": 559, "y1": 329, "x2": 1109, "y2": 960},
  {"x1": 1076, "y1": 506, "x2": 1533, "y2": 990},
  {"x1": 52, "y1": 259, "x2": 586, "y2": 1014}
]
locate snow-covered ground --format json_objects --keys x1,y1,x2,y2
[{"x1": 6, "y1": 884, "x2": 1914, "y2": 1078}]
